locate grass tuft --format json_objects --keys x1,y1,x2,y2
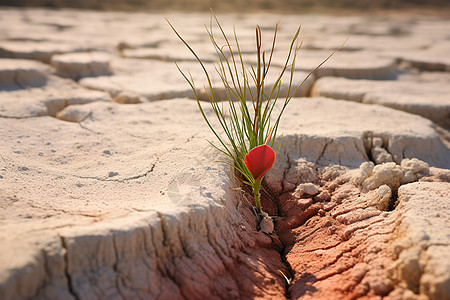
[{"x1": 167, "y1": 12, "x2": 344, "y2": 214}]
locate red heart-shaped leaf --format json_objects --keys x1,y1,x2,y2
[{"x1": 245, "y1": 144, "x2": 276, "y2": 181}]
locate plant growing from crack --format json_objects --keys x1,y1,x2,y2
[{"x1": 167, "y1": 13, "x2": 339, "y2": 221}]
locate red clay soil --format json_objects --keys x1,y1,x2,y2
[
  {"x1": 280, "y1": 176, "x2": 403, "y2": 299},
  {"x1": 233, "y1": 194, "x2": 288, "y2": 299},
  {"x1": 242, "y1": 166, "x2": 405, "y2": 300}
]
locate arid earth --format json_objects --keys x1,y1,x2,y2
[{"x1": 0, "y1": 7, "x2": 449, "y2": 300}]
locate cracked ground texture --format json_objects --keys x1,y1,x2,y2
[{"x1": 0, "y1": 8, "x2": 450, "y2": 300}]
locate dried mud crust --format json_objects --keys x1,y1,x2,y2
[
  {"x1": 242, "y1": 159, "x2": 449, "y2": 300},
  {"x1": 277, "y1": 164, "x2": 398, "y2": 300}
]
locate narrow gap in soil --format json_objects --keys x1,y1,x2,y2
[
  {"x1": 258, "y1": 180, "x2": 335, "y2": 299},
  {"x1": 261, "y1": 187, "x2": 294, "y2": 299},
  {"x1": 363, "y1": 135, "x2": 400, "y2": 212},
  {"x1": 59, "y1": 235, "x2": 80, "y2": 300},
  {"x1": 388, "y1": 189, "x2": 399, "y2": 212},
  {"x1": 242, "y1": 183, "x2": 295, "y2": 298}
]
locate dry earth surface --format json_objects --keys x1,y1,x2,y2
[{"x1": 0, "y1": 7, "x2": 449, "y2": 300}]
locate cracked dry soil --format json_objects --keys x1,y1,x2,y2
[{"x1": 240, "y1": 160, "x2": 429, "y2": 300}]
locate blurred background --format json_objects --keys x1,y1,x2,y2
[{"x1": 0, "y1": 0, "x2": 449, "y2": 13}]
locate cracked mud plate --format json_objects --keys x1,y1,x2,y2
[{"x1": 1, "y1": 97, "x2": 449, "y2": 299}]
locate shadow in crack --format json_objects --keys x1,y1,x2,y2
[{"x1": 290, "y1": 273, "x2": 318, "y2": 297}]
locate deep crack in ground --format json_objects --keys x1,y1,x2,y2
[{"x1": 241, "y1": 159, "x2": 416, "y2": 299}]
